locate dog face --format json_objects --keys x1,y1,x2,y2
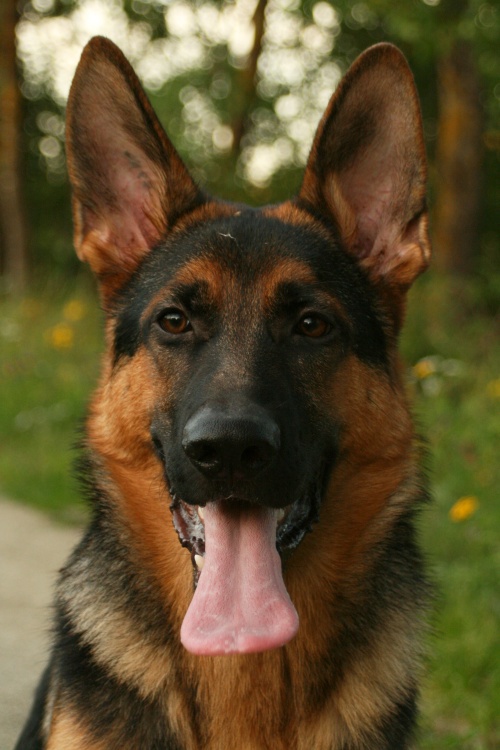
[
  {"x1": 66, "y1": 38, "x2": 429, "y2": 655},
  {"x1": 113, "y1": 209, "x2": 388, "y2": 543}
]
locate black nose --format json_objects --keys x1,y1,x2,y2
[{"x1": 182, "y1": 404, "x2": 280, "y2": 481}]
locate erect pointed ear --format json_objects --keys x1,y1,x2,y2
[
  {"x1": 66, "y1": 37, "x2": 204, "y2": 303},
  {"x1": 299, "y1": 43, "x2": 430, "y2": 304}
]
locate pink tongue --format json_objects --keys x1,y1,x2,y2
[{"x1": 180, "y1": 503, "x2": 298, "y2": 655}]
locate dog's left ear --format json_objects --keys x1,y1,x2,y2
[
  {"x1": 66, "y1": 37, "x2": 203, "y2": 302},
  {"x1": 299, "y1": 44, "x2": 430, "y2": 304}
]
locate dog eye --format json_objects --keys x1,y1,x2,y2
[
  {"x1": 158, "y1": 309, "x2": 192, "y2": 335},
  {"x1": 295, "y1": 314, "x2": 331, "y2": 339}
]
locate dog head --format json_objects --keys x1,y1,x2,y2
[{"x1": 66, "y1": 37, "x2": 429, "y2": 655}]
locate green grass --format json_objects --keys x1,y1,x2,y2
[
  {"x1": 402, "y1": 277, "x2": 500, "y2": 749},
  {"x1": 0, "y1": 272, "x2": 498, "y2": 747},
  {"x1": 0, "y1": 276, "x2": 102, "y2": 521}
]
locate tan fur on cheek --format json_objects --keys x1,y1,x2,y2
[
  {"x1": 75, "y1": 345, "x2": 197, "y2": 700},
  {"x1": 105, "y1": 458, "x2": 194, "y2": 626},
  {"x1": 330, "y1": 356, "x2": 413, "y2": 464},
  {"x1": 87, "y1": 348, "x2": 163, "y2": 466},
  {"x1": 320, "y1": 357, "x2": 415, "y2": 562},
  {"x1": 283, "y1": 356, "x2": 415, "y2": 610}
]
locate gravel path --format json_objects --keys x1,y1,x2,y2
[{"x1": 0, "y1": 498, "x2": 80, "y2": 749}]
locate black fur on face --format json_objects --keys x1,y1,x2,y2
[
  {"x1": 111, "y1": 210, "x2": 389, "y2": 548},
  {"x1": 113, "y1": 211, "x2": 389, "y2": 365}
]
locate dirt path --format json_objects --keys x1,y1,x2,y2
[{"x1": 0, "y1": 498, "x2": 80, "y2": 749}]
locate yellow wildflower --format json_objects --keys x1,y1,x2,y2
[
  {"x1": 47, "y1": 323, "x2": 74, "y2": 349},
  {"x1": 486, "y1": 378, "x2": 500, "y2": 399},
  {"x1": 413, "y1": 358, "x2": 436, "y2": 379},
  {"x1": 449, "y1": 496, "x2": 479, "y2": 522},
  {"x1": 63, "y1": 299, "x2": 86, "y2": 322}
]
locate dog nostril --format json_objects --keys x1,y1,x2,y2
[
  {"x1": 182, "y1": 407, "x2": 281, "y2": 480},
  {"x1": 185, "y1": 441, "x2": 221, "y2": 471},
  {"x1": 241, "y1": 445, "x2": 268, "y2": 471},
  {"x1": 184, "y1": 438, "x2": 277, "y2": 479}
]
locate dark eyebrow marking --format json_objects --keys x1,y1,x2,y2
[
  {"x1": 167, "y1": 281, "x2": 214, "y2": 312},
  {"x1": 267, "y1": 280, "x2": 350, "y2": 325}
]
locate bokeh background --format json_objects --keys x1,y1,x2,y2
[{"x1": 0, "y1": 1, "x2": 498, "y2": 748}]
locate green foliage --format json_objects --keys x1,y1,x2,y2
[
  {"x1": 15, "y1": 0, "x2": 499, "y2": 280},
  {"x1": 0, "y1": 273, "x2": 498, "y2": 745},
  {"x1": 5, "y1": 4, "x2": 498, "y2": 741},
  {"x1": 401, "y1": 274, "x2": 500, "y2": 748},
  {"x1": 0, "y1": 276, "x2": 100, "y2": 520}
]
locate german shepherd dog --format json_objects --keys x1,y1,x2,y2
[{"x1": 17, "y1": 37, "x2": 431, "y2": 750}]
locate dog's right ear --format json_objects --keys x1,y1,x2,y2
[
  {"x1": 298, "y1": 44, "x2": 430, "y2": 324},
  {"x1": 66, "y1": 37, "x2": 203, "y2": 302}
]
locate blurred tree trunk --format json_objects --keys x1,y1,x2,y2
[
  {"x1": 433, "y1": 41, "x2": 483, "y2": 275},
  {"x1": 231, "y1": 0, "x2": 268, "y2": 153},
  {"x1": 0, "y1": 0, "x2": 29, "y2": 292}
]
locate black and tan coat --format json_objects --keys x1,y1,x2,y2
[{"x1": 17, "y1": 38, "x2": 431, "y2": 750}]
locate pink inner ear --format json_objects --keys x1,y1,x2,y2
[
  {"x1": 345, "y1": 181, "x2": 394, "y2": 260},
  {"x1": 67, "y1": 37, "x2": 203, "y2": 294},
  {"x1": 330, "y1": 126, "x2": 428, "y2": 282},
  {"x1": 300, "y1": 45, "x2": 430, "y2": 289},
  {"x1": 74, "y1": 139, "x2": 168, "y2": 277},
  {"x1": 337, "y1": 106, "x2": 409, "y2": 253},
  {"x1": 78, "y1": 137, "x2": 168, "y2": 268}
]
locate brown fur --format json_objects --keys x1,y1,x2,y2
[
  {"x1": 48, "y1": 309, "x2": 423, "y2": 749},
  {"x1": 18, "y1": 39, "x2": 431, "y2": 750},
  {"x1": 46, "y1": 710, "x2": 106, "y2": 750}
]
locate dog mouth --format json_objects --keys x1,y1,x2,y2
[
  {"x1": 169, "y1": 486, "x2": 321, "y2": 656},
  {"x1": 170, "y1": 491, "x2": 321, "y2": 576}
]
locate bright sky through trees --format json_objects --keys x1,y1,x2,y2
[{"x1": 17, "y1": 0, "x2": 342, "y2": 187}]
